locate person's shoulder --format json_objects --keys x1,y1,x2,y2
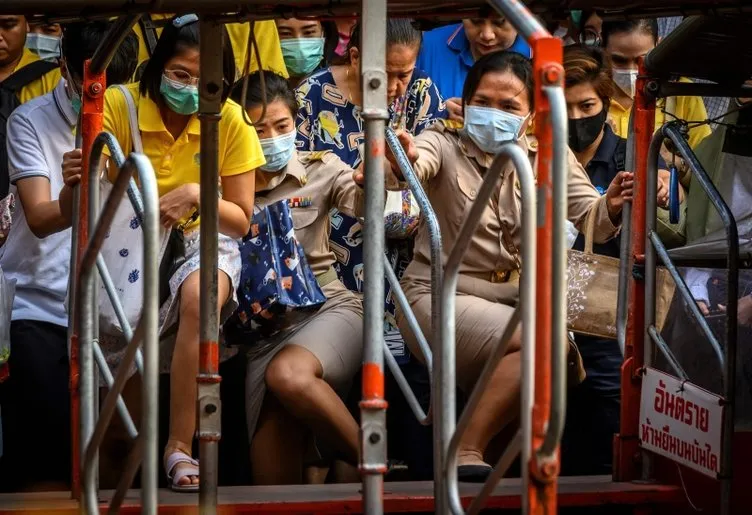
[
  {"x1": 221, "y1": 98, "x2": 252, "y2": 128},
  {"x1": 10, "y1": 86, "x2": 56, "y2": 120},
  {"x1": 104, "y1": 82, "x2": 140, "y2": 104},
  {"x1": 298, "y1": 149, "x2": 344, "y2": 170},
  {"x1": 422, "y1": 23, "x2": 462, "y2": 47}
]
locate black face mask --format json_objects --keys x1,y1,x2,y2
[{"x1": 568, "y1": 108, "x2": 607, "y2": 153}]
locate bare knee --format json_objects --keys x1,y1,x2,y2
[{"x1": 264, "y1": 350, "x2": 319, "y2": 400}]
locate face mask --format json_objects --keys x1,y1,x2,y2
[
  {"x1": 25, "y1": 33, "x2": 61, "y2": 61},
  {"x1": 281, "y1": 37, "x2": 325, "y2": 76},
  {"x1": 259, "y1": 131, "x2": 296, "y2": 172},
  {"x1": 63, "y1": 62, "x2": 82, "y2": 116},
  {"x1": 462, "y1": 105, "x2": 527, "y2": 155},
  {"x1": 160, "y1": 74, "x2": 199, "y2": 115},
  {"x1": 613, "y1": 68, "x2": 638, "y2": 98},
  {"x1": 568, "y1": 108, "x2": 607, "y2": 153}
]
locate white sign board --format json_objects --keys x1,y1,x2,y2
[{"x1": 639, "y1": 367, "x2": 724, "y2": 478}]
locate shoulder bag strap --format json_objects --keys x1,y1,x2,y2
[{"x1": 114, "y1": 85, "x2": 144, "y2": 153}]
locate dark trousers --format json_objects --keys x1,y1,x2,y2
[
  {"x1": 0, "y1": 320, "x2": 71, "y2": 491},
  {"x1": 560, "y1": 336, "x2": 622, "y2": 476}
]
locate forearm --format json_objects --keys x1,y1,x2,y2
[
  {"x1": 28, "y1": 198, "x2": 71, "y2": 238},
  {"x1": 217, "y1": 197, "x2": 252, "y2": 238}
]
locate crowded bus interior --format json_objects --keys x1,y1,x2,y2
[{"x1": 0, "y1": 0, "x2": 750, "y2": 513}]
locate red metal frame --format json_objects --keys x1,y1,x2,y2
[
  {"x1": 614, "y1": 58, "x2": 655, "y2": 483},
  {"x1": 70, "y1": 58, "x2": 106, "y2": 499},
  {"x1": 528, "y1": 34, "x2": 563, "y2": 515}
]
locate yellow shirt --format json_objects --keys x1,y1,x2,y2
[
  {"x1": 134, "y1": 18, "x2": 288, "y2": 79},
  {"x1": 609, "y1": 89, "x2": 712, "y2": 149},
  {"x1": 102, "y1": 82, "x2": 265, "y2": 228},
  {"x1": 14, "y1": 48, "x2": 61, "y2": 104}
]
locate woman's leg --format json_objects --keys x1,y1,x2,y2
[
  {"x1": 250, "y1": 394, "x2": 307, "y2": 485},
  {"x1": 166, "y1": 270, "x2": 231, "y2": 486},
  {"x1": 265, "y1": 344, "x2": 360, "y2": 464}
]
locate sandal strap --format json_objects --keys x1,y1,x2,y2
[{"x1": 165, "y1": 450, "x2": 200, "y2": 480}]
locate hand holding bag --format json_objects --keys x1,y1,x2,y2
[
  {"x1": 567, "y1": 205, "x2": 676, "y2": 339},
  {"x1": 224, "y1": 199, "x2": 327, "y2": 344}
]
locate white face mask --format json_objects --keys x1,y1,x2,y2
[{"x1": 613, "y1": 68, "x2": 639, "y2": 98}]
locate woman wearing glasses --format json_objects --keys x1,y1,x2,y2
[{"x1": 82, "y1": 15, "x2": 263, "y2": 491}]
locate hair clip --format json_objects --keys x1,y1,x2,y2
[{"x1": 173, "y1": 14, "x2": 199, "y2": 28}]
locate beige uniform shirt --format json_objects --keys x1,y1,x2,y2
[
  {"x1": 254, "y1": 150, "x2": 362, "y2": 277},
  {"x1": 401, "y1": 122, "x2": 619, "y2": 277}
]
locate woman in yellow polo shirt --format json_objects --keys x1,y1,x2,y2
[
  {"x1": 102, "y1": 15, "x2": 263, "y2": 491},
  {"x1": 602, "y1": 19, "x2": 711, "y2": 149}
]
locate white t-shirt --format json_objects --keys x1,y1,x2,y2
[{"x1": 0, "y1": 79, "x2": 75, "y2": 327}]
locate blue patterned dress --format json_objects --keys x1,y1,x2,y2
[{"x1": 295, "y1": 67, "x2": 447, "y2": 363}]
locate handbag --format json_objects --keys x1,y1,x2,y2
[
  {"x1": 224, "y1": 199, "x2": 327, "y2": 344},
  {"x1": 567, "y1": 206, "x2": 676, "y2": 339}
]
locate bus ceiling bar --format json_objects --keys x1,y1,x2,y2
[
  {"x1": 197, "y1": 17, "x2": 223, "y2": 515},
  {"x1": 615, "y1": 56, "x2": 655, "y2": 484},
  {"x1": 359, "y1": 0, "x2": 388, "y2": 513},
  {"x1": 661, "y1": 123, "x2": 738, "y2": 515}
]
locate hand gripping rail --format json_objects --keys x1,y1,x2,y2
[
  {"x1": 77, "y1": 132, "x2": 159, "y2": 515},
  {"x1": 644, "y1": 121, "x2": 737, "y2": 515},
  {"x1": 444, "y1": 143, "x2": 537, "y2": 515},
  {"x1": 383, "y1": 127, "x2": 442, "y2": 424}
]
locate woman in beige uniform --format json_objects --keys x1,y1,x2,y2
[
  {"x1": 388, "y1": 51, "x2": 632, "y2": 482},
  {"x1": 231, "y1": 71, "x2": 364, "y2": 485}
]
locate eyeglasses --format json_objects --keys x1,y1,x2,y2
[
  {"x1": 579, "y1": 28, "x2": 601, "y2": 47},
  {"x1": 164, "y1": 69, "x2": 199, "y2": 88}
]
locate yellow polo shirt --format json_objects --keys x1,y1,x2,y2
[
  {"x1": 14, "y1": 48, "x2": 61, "y2": 104},
  {"x1": 609, "y1": 89, "x2": 712, "y2": 149},
  {"x1": 102, "y1": 82, "x2": 265, "y2": 228},
  {"x1": 134, "y1": 18, "x2": 288, "y2": 79}
]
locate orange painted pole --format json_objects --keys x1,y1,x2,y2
[
  {"x1": 527, "y1": 36, "x2": 563, "y2": 515},
  {"x1": 70, "y1": 58, "x2": 106, "y2": 499},
  {"x1": 614, "y1": 58, "x2": 655, "y2": 482}
]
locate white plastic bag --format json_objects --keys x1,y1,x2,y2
[{"x1": 0, "y1": 266, "x2": 16, "y2": 365}]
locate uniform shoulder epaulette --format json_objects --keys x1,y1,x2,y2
[
  {"x1": 298, "y1": 149, "x2": 334, "y2": 165},
  {"x1": 525, "y1": 134, "x2": 539, "y2": 153},
  {"x1": 438, "y1": 118, "x2": 464, "y2": 131}
]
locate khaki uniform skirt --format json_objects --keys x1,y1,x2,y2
[
  {"x1": 245, "y1": 279, "x2": 363, "y2": 442},
  {"x1": 396, "y1": 260, "x2": 519, "y2": 393}
]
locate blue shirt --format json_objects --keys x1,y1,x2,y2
[{"x1": 416, "y1": 23, "x2": 532, "y2": 100}]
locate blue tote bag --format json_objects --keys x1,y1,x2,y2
[{"x1": 225, "y1": 199, "x2": 326, "y2": 344}]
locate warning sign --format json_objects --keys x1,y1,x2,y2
[{"x1": 639, "y1": 367, "x2": 724, "y2": 478}]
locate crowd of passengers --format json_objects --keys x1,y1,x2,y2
[{"x1": 0, "y1": 8, "x2": 750, "y2": 493}]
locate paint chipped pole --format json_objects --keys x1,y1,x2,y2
[
  {"x1": 198, "y1": 16, "x2": 223, "y2": 515},
  {"x1": 359, "y1": 0, "x2": 388, "y2": 513}
]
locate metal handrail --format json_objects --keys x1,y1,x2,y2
[
  {"x1": 381, "y1": 126, "x2": 443, "y2": 426},
  {"x1": 617, "y1": 110, "x2": 637, "y2": 357},
  {"x1": 78, "y1": 135, "x2": 159, "y2": 514},
  {"x1": 644, "y1": 121, "x2": 738, "y2": 515},
  {"x1": 537, "y1": 84, "x2": 568, "y2": 460},
  {"x1": 443, "y1": 143, "x2": 536, "y2": 515}
]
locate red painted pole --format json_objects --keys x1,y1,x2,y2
[
  {"x1": 528, "y1": 36, "x2": 563, "y2": 515},
  {"x1": 614, "y1": 58, "x2": 655, "y2": 482},
  {"x1": 71, "y1": 58, "x2": 105, "y2": 499}
]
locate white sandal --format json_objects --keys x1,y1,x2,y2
[{"x1": 165, "y1": 450, "x2": 200, "y2": 492}]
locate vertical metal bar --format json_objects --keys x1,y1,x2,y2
[
  {"x1": 615, "y1": 58, "x2": 655, "y2": 483},
  {"x1": 76, "y1": 57, "x2": 106, "y2": 506},
  {"x1": 359, "y1": 1, "x2": 388, "y2": 514},
  {"x1": 198, "y1": 18, "x2": 223, "y2": 515},
  {"x1": 617, "y1": 113, "x2": 636, "y2": 358}
]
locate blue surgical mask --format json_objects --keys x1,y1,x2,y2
[
  {"x1": 159, "y1": 74, "x2": 199, "y2": 115},
  {"x1": 280, "y1": 38, "x2": 325, "y2": 76},
  {"x1": 25, "y1": 33, "x2": 61, "y2": 61},
  {"x1": 462, "y1": 105, "x2": 527, "y2": 155},
  {"x1": 259, "y1": 131, "x2": 296, "y2": 172}
]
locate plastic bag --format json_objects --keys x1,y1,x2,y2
[
  {"x1": 0, "y1": 193, "x2": 14, "y2": 249},
  {"x1": 0, "y1": 266, "x2": 16, "y2": 365},
  {"x1": 384, "y1": 189, "x2": 420, "y2": 240}
]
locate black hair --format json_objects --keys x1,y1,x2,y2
[
  {"x1": 139, "y1": 15, "x2": 236, "y2": 103},
  {"x1": 601, "y1": 19, "x2": 659, "y2": 48},
  {"x1": 462, "y1": 51, "x2": 534, "y2": 109},
  {"x1": 61, "y1": 21, "x2": 138, "y2": 86},
  {"x1": 346, "y1": 19, "x2": 422, "y2": 61},
  {"x1": 320, "y1": 20, "x2": 340, "y2": 65},
  {"x1": 231, "y1": 71, "x2": 298, "y2": 119}
]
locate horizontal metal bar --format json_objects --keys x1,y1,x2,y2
[
  {"x1": 650, "y1": 231, "x2": 725, "y2": 371},
  {"x1": 647, "y1": 325, "x2": 688, "y2": 381},
  {"x1": 652, "y1": 81, "x2": 752, "y2": 100},
  {"x1": 383, "y1": 255, "x2": 432, "y2": 372},
  {"x1": 93, "y1": 341, "x2": 139, "y2": 439}
]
